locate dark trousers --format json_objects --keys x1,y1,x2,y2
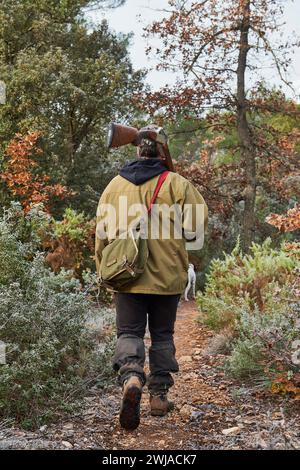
[{"x1": 113, "y1": 293, "x2": 180, "y2": 394}]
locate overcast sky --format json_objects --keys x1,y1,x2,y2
[{"x1": 87, "y1": 0, "x2": 300, "y2": 98}]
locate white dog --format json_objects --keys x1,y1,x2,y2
[{"x1": 185, "y1": 263, "x2": 196, "y2": 301}]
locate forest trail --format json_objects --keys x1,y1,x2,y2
[
  {"x1": 103, "y1": 301, "x2": 232, "y2": 450},
  {"x1": 1, "y1": 301, "x2": 299, "y2": 450},
  {"x1": 66, "y1": 301, "x2": 300, "y2": 450}
]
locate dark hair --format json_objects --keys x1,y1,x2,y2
[{"x1": 139, "y1": 139, "x2": 158, "y2": 158}]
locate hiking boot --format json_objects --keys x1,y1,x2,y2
[
  {"x1": 149, "y1": 394, "x2": 174, "y2": 417},
  {"x1": 119, "y1": 376, "x2": 142, "y2": 430}
]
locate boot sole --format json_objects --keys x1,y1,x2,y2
[
  {"x1": 150, "y1": 409, "x2": 167, "y2": 417},
  {"x1": 119, "y1": 385, "x2": 142, "y2": 431}
]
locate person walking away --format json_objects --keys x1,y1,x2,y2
[{"x1": 95, "y1": 126, "x2": 208, "y2": 430}]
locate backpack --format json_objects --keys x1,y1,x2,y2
[{"x1": 98, "y1": 171, "x2": 169, "y2": 291}]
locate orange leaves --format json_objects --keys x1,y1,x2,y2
[
  {"x1": 200, "y1": 136, "x2": 224, "y2": 164},
  {"x1": 1, "y1": 132, "x2": 72, "y2": 213},
  {"x1": 266, "y1": 204, "x2": 300, "y2": 232},
  {"x1": 278, "y1": 129, "x2": 300, "y2": 154},
  {"x1": 175, "y1": 159, "x2": 241, "y2": 217},
  {"x1": 271, "y1": 373, "x2": 300, "y2": 399},
  {"x1": 44, "y1": 212, "x2": 95, "y2": 278},
  {"x1": 283, "y1": 242, "x2": 300, "y2": 262}
]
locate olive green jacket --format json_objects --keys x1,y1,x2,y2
[{"x1": 95, "y1": 171, "x2": 208, "y2": 295}]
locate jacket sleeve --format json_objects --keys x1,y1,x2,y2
[
  {"x1": 95, "y1": 192, "x2": 109, "y2": 275},
  {"x1": 182, "y1": 181, "x2": 208, "y2": 248}
]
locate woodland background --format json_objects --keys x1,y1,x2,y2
[{"x1": 0, "y1": 0, "x2": 299, "y2": 432}]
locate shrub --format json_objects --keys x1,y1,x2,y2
[
  {"x1": 197, "y1": 238, "x2": 298, "y2": 331},
  {"x1": 0, "y1": 204, "x2": 114, "y2": 428},
  {"x1": 43, "y1": 208, "x2": 95, "y2": 277},
  {"x1": 226, "y1": 297, "x2": 300, "y2": 392},
  {"x1": 197, "y1": 238, "x2": 300, "y2": 392}
]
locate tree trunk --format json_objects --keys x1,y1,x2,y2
[{"x1": 236, "y1": 0, "x2": 256, "y2": 250}]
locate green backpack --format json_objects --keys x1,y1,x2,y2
[{"x1": 98, "y1": 171, "x2": 169, "y2": 291}]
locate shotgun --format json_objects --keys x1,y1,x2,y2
[{"x1": 107, "y1": 122, "x2": 175, "y2": 172}]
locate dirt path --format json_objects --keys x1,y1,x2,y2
[
  {"x1": 103, "y1": 301, "x2": 232, "y2": 450},
  {"x1": 1, "y1": 301, "x2": 299, "y2": 450}
]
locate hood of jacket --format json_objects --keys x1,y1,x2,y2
[{"x1": 119, "y1": 158, "x2": 167, "y2": 185}]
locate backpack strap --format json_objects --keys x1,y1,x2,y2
[{"x1": 147, "y1": 170, "x2": 169, "y2": 214}]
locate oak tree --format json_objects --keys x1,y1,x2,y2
[
  {"x1": 0, "y1": 0, "x2": 141, "y2": 214},
  {"x1": 144, "y1": 0, "x2": 300, "y2": 248}
]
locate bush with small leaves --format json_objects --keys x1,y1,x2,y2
[
  {"x1": 197, "y1": 238, "x2": 298, "y2": 331},
  {"x1": 197, "y1": 238, "x2": 300, "y2": 392},
  {"x1": 226, "y1": 298, "x2": 300, "y2": 391},
  {"x1": 0, "y1": 204, "x2": 114, "y2": 429}
]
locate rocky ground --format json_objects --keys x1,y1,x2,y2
[{"x1": 0, "y1": 301, "x2": 299, "y2": 450}]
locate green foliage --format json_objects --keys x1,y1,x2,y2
[
  {"x1": 45, "y1": 207, "x2": 96, "y2": 276},
  {"x1": 225, "y1": 334, "x2": 265, "y2": 379},
  {"x1": 82, "y1": 269, "x2": 113, "y2": 306},
  {"x1": 0, "y1": 1, "x2": 143, "y2": 215},
  {"x1": 0, "y1": 204, "x2": 114, "y2": 428},
  {"x1": 197, "y1": 239, "x2": 300, "y2": 389},
  {"x1": 226, "y1": 302, "x2": 300, "y2": 384},
  {"x1": 197, "y1": 238, "x2": 297, "y2": 331},
  {"x1": 52, "y1": 208, "x2": 91, "y2": 242}
]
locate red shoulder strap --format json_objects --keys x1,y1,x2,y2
[{"x1": 147, "y1": 170, "x2": 169, "y2": 213}]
